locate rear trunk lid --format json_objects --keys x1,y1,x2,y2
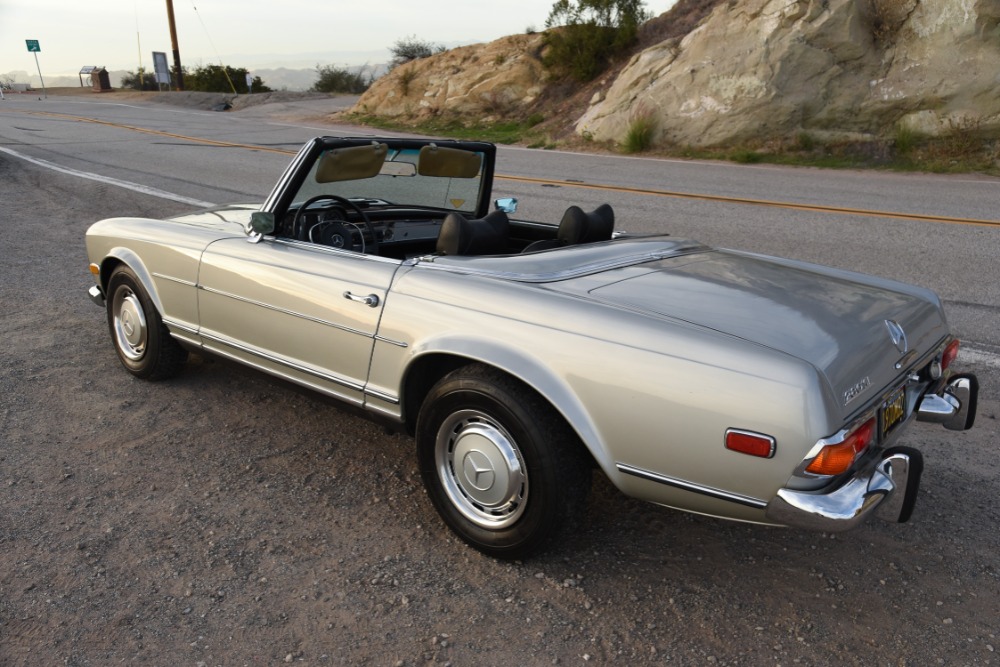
[{"x1": 579, "y1": 248, "x2": 948, "y2": 420}]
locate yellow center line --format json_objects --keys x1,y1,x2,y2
[
  {"x1": 5, "y1": 108, "x2": 999, "y2": 228},
  {"x1": 495, "y1": 174, "x2": 1000, "y2": 228}
]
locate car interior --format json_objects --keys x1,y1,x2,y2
[{"x1": 274, "y1": 141, "x2": 616, "y2": 259}]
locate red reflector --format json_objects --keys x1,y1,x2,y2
[
  {"x1": 725, "y1": 430, "x2": 775, "y2": 458},
  {"x1": 941, "y1": 339, "x2": 960, "y2": 371}
]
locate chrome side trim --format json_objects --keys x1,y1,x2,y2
[
  {"x1": 200, "y1": 330, "x2": 366, "y2": 393},
  {"x1": 617, "y1": 463, "x2": 767, "y2": 509},
  {"x1": 374, "y1": 335, "x2": 408, "y2": 348},
  {"x1": 269, "y1": 237, "x2": 400, "y2": 265},
  {"x1": 198, "y1": 285, "x2": 374, "y2": 339},
  {"x1": 162, "y1": 318, "x2": 199, "y2": 336},
  {"x1": 152, "y1": 272, "x2": 197, "y2": 287},
  {"x1": 364, "y1": 387, "x2": 400, "y2": 405}
]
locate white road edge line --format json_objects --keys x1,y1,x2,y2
[
  {"x1": 0, "y1": 146, "x2": 215, "y2": 208},
  {"x1": 961, "y1": 345, "x2": 1000, "y2": 370}
]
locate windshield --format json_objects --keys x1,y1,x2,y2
[{"x1": 291, "y1": 144, "x2": 488, "y2": 215}]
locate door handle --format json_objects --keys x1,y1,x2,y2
[{"x1": 343, "y1": 291, "x2": 380, "y2": 307}]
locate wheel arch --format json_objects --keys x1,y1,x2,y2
[
  {"x1": 400, "y1": 342, "x2": 608, "y2": 474},
  {"x1": 98, "y1": 249, "x2": 164, "y2": 314}
]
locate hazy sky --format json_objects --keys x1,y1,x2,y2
[{"x1": 2, "y1": 0, "x2": 677, "y2": 80}]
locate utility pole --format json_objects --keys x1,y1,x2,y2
[{"x1": 165, "y1": 0, "x2": 184, "y2": 90}]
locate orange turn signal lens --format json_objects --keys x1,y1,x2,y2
[
  {"x1": 805, "y1": 418, "x2": 875, "y2": 476},
  {"x1": 89, "y1": 263, "x2": 101, "y2": 276}
]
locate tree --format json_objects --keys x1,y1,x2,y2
[
  {"x1": 183, "y1": 64, "x2": 272, "y2": 94},
  {"x1": 120, "y1": 68, "x2": 157, "y2": 90},
  {"x1": 389, "y1": 36, "x2": 446, "y2": 70},
  {"x1": 311, "y1": 64, "x2": 372, "y2": 94},
  {"x1": 544, "y1": 0, "x2": 650, "y2": 82}
]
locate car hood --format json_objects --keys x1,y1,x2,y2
[
  {"x1": 573, "y1": 247, "x2": 947, "y2": 417},
  {"x1": 166, "y1": 203, "x2": 258, "y2": 232}
]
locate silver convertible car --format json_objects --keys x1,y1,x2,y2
[{"x1": 86, "y1": 136, "x2": 978, "y2": 558}]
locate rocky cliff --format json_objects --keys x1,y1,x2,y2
[
  {"x1": 352, "y1": 0, "x2": 1000, "y2": 148},
  {"x1": 352, "y1": 34, "x2": 547, "y2": 121}
]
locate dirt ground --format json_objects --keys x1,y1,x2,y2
[{"x1": 1, "y1": 116, "x2": 999, "y2": 667}]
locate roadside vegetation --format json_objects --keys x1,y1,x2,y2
[
  {"x1": 543, "y1": 0, "x2": 650, "y2": 82},
  {"x1": 311, "y1": 65, "x2": 372, "y2": 94},
  {"x1": 120, "y1": 64, "x2": 270, "y2": 93}
]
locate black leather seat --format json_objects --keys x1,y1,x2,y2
[
  {"x1": 522, "y1": 203, "x2": 614, "y2": 253},
  {"x1": 435, "y1": 209, "x2": 510, "y2": 256}
]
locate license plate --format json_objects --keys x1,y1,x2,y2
[{"x1": 879, "y1": 385, "x2": 907, "y2": 441}]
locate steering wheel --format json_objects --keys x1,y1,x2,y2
[{"x1": 291, "y1": 195, "x2": 379, "y2": 254}]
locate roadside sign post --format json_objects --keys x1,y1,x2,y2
[{"x1": 25, "y1": 39, "x2": 47, "y2": 98}]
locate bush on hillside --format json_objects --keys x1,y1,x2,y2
[
  {"x1": 312, "y1": 65, "x2": 372, "y2": 94},
  {"x1": 389, "y1": 36, "x2": 446, "y2": 70},
  {"x1": 544, "y1": 0, "x2": 650, "y2": 82}
]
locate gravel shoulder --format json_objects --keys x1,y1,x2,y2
[{"x1": 1, "y1": 135, "x2": 998, "y2": 667}]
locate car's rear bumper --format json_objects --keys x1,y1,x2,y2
[
  {"x1": 915, "y1": 373, "x2": 978, "y2": 431},
  {"x1": 765, "y1": 447, "x2": 922, "y2": 531},
  {"x1": 765, "y1": 373, "x2": 976, "y2": 532}
]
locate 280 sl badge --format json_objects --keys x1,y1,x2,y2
[{"x1": 843, "y1": 376, "x2": 872, "y2": 405}]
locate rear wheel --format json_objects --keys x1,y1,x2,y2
[
  {"x1": 416, "y1": 365, "x2": 591, "y2": 559},
  {"x1": 106, "y1": 265, "x2": 187, "y2": 380}
]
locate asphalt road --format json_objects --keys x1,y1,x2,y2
[{"x1": 1, "y1": 93, "x2": 998, "y2": 666}]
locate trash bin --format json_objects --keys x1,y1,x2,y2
[{"x1": 91, "y1": 67, "x2": 112, "y2": 92}]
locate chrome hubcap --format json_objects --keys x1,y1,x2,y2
[
  {"x1": 436, "y1": 409, "x2": 528, "y2": 529},
  {"x1": 113, "y1": 287, "x2": 147, "y2": 361}
]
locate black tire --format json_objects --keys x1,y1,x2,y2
[
  {"x1": 416, "y1": 365, "x2": 591, "y2": 559},
  {"x1": 106, "y1": 265, "x2": 187, "y2": 380}
]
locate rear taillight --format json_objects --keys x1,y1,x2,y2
[
  {"x1": 805, "y1": 418, "x2": 875, "y2": 476},
  {"x1": 941, "y1": 339, "x2": 960, "y2": 372}
]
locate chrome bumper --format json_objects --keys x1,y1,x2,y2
[
  {"x1": 765, "y1": 447, "x2": 922, "y2": 532},
  {"x1": 88, "y1": 284, "x2": 105, "y2": 307},
  {"x1": 916, "y1": 374, "x2": 978, "y2": 431}
]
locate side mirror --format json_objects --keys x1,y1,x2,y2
[
  {"x1": 246, "y1": 211, "x2": 275, "y2": 242},
  {"x1": 494, "y1": 197, "x2": 518, "y2": 214}
]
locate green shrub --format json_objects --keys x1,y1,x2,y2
[
  {"x1": 183, "y1": 64, "x2": 271, "y2": 94},
  {"x1": 120, "y1": 68, "x2": 157, "y2": 91},
  {"x1": 312, "y1": 64, "x2": 371, "y2": 94},
  {"x1": 893, "y1": 124, "x2": 923, "y2": 155},
  {"x1": 622, "y1": 111, "x2": 657, "y2": 153},
  {"x1": 732, "y1": 149, "x2": 763, "y2": 164},
  {"x1": 389, "y1": 36, "x2": 445, "y2": 70},
  {"x1": 543, "y1": 0, "x2": 650, "y2": 82}
]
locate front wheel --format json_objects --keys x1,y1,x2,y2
[
  {"x1": 106, "y1": 265, "x2": 187, "y2": 380},
  {"x1": 416, "y1": 365, "x2": 591, "y2": 559}
]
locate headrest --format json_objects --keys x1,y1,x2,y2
[
  {"x1": 436, "y1": 209, "x2": 510, "y2": 256},
  {"x1": 558, "y1": 204, "x2": 615, "y2": 244}
]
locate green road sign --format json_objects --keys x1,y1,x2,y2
[{"x1": 26, "y1": 39, "x2": 41, "y2": 52}]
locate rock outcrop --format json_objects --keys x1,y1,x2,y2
[
  {"x1": 577, "y1": 0, "x2": 1000, "y2": 146},
  {"x1": 352, "y1": 34, "x2": 547, "y2": 120},
  {"x1": 350, "y1": 0, "x2": 1000, "y2": 148}
]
